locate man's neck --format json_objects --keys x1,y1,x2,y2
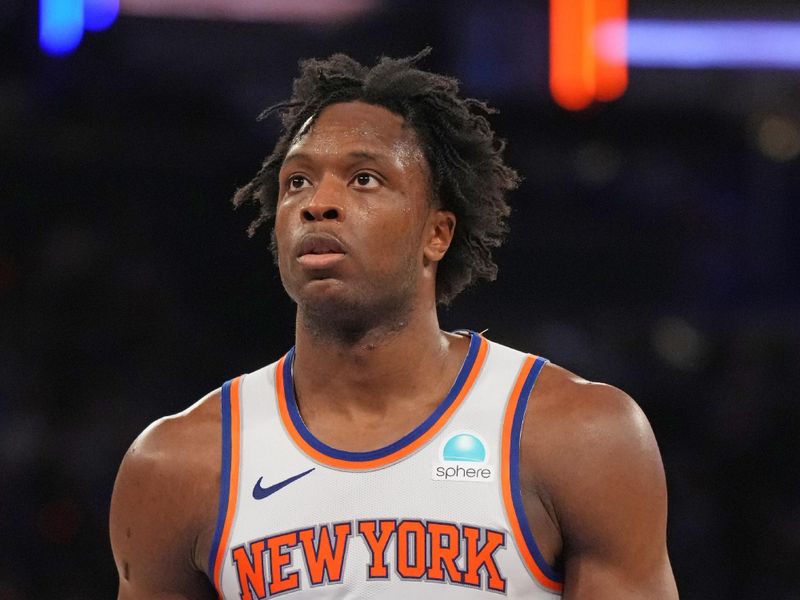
[{"x1": 292, "y1": 306, "x2": 464, "y2": 417}]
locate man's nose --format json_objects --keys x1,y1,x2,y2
[{"x1": 301, "y1": 176, "x2": 344, "y2": 222}]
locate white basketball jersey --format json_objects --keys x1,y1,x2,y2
[{"x1": 207, "y1": 332, "x2": 564, "y2": 598}]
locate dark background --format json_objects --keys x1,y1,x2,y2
[{"x1": 2, "y1": 1, "x2": 799, "y2": 598}]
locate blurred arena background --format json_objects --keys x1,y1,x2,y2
[{"x1": 2, "y1": 0, "x2": 799, "y2": 597}]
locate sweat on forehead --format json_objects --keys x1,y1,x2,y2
[{"x1": 293, "y1": 101, "x2": 409, "y2": 140}]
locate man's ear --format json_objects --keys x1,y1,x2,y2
[{"x1": 423, "y1": 210, "x2": 456, "y2": 263}]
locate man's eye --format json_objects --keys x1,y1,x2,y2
[
  {"x1": 353, "y1": 173, "x2": 379, "y2": 188},
  {"x1": 289, "y1": 176, "x2": 310, "y2": 190}
]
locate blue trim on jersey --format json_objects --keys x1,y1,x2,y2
[
  {"x1": 207, "y1": 379, "x2": 233, "y2": 581},
  {"x1": 510, "y1": 357, "x2": 565, "y2": 583},
  {"x1": 281, "y1": 331, "x2": 482, "y2": 462}
]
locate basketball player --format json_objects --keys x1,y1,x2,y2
[{"x1": 110, "y1": 50, "x2": 678, "y2": 599}]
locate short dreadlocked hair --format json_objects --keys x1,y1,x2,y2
[{"x1": 232, "y1": 48, "x2": 519, "y2": 305}]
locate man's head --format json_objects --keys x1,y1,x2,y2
[
  {"x1": 271, "y1": 100, "x2": 451, "y2": 340},
  {"x1": 234, "y1": 48, "x2": 519, "y2": 306}
]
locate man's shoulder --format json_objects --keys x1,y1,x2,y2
[
  {"x1": 128, "y1": 388, "x2": 223, "y2": 473},
  {"x1": 532, "y1": 361, "x2": 646, "y2": 438},
  {"x1": 111, "y1": 386, "x2": 223, "y2": 516},
  {"x1": 484, "y1": 336, "x2": 648, "y2": 452},
  {"x1": 521, "y1": 360, "x2": 662, "y2": 498},
  {"x1": 110, "y1": 388, "x2": 224, "y2": 589}
]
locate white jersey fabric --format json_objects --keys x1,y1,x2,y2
[{"x1": 208, "y1": 331, "x2": 564, "y2": 598}]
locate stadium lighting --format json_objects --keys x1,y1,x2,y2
[
  {"x1": 39, "y1": 0, "x2": 119, "y2": 55},
  {"x1": 598, "y1": 20, "x2": 800, "y2": 69},
  {"x1": 549, "y1": 0, "x2": 628, "y2": 112},
  {"x1": 39, "y1": 0, "x2": 84, "y2": 56}
]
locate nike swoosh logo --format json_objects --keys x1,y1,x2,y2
[{"x1": 252, "y1": 468, "x2": 315, "y2": 500}]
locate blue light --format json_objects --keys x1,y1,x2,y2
[
  {"x1": 84, "y1": 0, "x2": 118, "y2": 32},
  {"x1": 39, "y1": 0, "x2": 84, "y2": 56},
  {"x1": 598, "y1": 20, "x2": 800, "y2": 69}
]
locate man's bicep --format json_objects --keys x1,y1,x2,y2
[
  {"x1": 562, "y1": 553, "x2": 676, "y2": 600},
  {"x1": 110, "y1": 421, "x2": 214, "y2": 600},
  {"x1": 553, "y1": 387, "x2": 678, "y2": 599}
]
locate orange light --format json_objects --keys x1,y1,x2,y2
[
  {"x1": 550, "y1": 0, "x2": 594, "y2": 111},
  {"x1": 594, "y1": 0, "x2": 628, "y2": 101},
  {"x1": 549, "y1": 0, "x2": 628, "y2": 111}
]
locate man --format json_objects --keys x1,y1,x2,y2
[{"x1": 110, "y1": 50, "x2": 678, "y2": 599}]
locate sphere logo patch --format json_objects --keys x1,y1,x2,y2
[{"x1": 432, "y1": 431, "x2": 494, "y2": 482}]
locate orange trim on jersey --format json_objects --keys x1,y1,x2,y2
[
  {"x1": 501, "y1": 356, "x2": 564, "y2": 593},
  {"x1": 213, "y1": 376, "x2": 242, "y2": 596},
  {"x1": 276, "y1": 335, "x2": 489, "y2": 470}
]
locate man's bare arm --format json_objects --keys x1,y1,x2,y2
[
  {"x1": 109, "y1": 392, "x2": 221, "y2": 600},
  {"x1": 525, "y1": 366, "x2": 678, "y2": 599}
]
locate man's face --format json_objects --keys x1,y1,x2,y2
[{"x1": 274, "y1": 101, "x2": 446, "y2": 328}]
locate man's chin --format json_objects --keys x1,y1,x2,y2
[
  {"x1": 297, "y1": 285, "x2": 415, "y2": 344},
  {"x1": 297, "y1": 281, "x2": 362, "y2": 317},
  {"x1": 297, "y1": 277, "x2": 350, "y2": 305}
]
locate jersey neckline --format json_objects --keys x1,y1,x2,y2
[{"x1": 275, "y1": 331, "x2": 489, "y2": 470}]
